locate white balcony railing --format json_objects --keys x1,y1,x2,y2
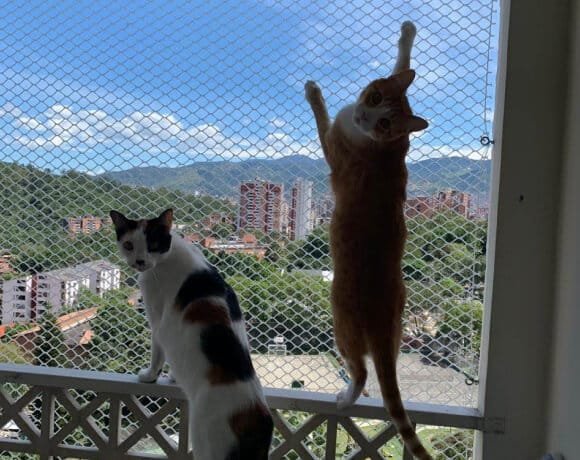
[{"x1": 0, "y1": 364, "x2": 485, "y2": 459}]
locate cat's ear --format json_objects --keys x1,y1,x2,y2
[
  {"x1": 402, "y1": 115, "x2": 429, "y2": 133},
  {"x1": 110, "y1": 210, "x2": 129, "y2": 229},
  {"x1": 158, "y1": 208, "x2": 173, "y2": 229},
  {"x1": 391, "y1": 69, "x2": 416, "y2": 94}
]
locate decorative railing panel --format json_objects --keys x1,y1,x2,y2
[{"x1": 0, "y1": 365, "x2": 482, "y2": 459}]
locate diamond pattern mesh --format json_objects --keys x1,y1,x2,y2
[{"x1": 0, "y1": 1, "x2": 496, "y2": 458}]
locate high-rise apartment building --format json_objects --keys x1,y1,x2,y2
[
  {"x1": 289, "y1": 179, "x2": 314, "y2": 240},
  {"x1": 238, "y1": 179, "x2": 283, "y2": 233}
]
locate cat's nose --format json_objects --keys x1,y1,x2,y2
[{"x1": 136, "y1": 259, "x2": 145, "y2": 266}]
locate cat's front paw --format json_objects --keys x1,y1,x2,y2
[
  {"x1": 305, "y1": 80, "x2": 322, "y2": 104},
  {"x1": 138, "y1": 367, "x2": 160, "y2": 383},
  {"x1": 400, "y1": 21, "x2": 417, "y2": 43},
  {"x1": 336, "y1": 388, "x2": 355, "y2": 411}
]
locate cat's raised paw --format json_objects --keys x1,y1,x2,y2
[
  {"x1": 400, "y1": 21, "x2": 417, "y2": 40},
  {"x1": 138, "y1": 367, "x2": 160, "y2": 383},
  {"x1": 304, "y1": 80, "x2": 322, "y2": 103}
]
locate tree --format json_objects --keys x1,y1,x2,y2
[
  {"x1": 287, "y1": 226, "x2": 331, "y2": 270},
  {"x1": 205, "y1": 251, "x2": 275, "y2": 280},
  {"x1": 34, "y1": 312, "x2": 67, "y2": 367},
  {"x1": 75, "y1": 288, "x2": 103, "y2": 311},
  {"x1": 229, "y1": 271, "x2": 333, "y2": 354},
  {"x1": 89, "y1": 289, "x2": 150, "y2": 374},
  {"x1": 0, "y1": 342, "x2": 30, "y2": 364},
  {"x1": 438, "y1": 299, "x2": 483, "y2": 354},
  {"x1": 428, "y1": 429, "x2": 474, "y2": 460},
  {"x1": 211, "y1": 223, "x2": 235, "y2": 239}
]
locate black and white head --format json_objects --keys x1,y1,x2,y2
[{"x1": 109, "y1": 209, "x2": 173, "y2": 272}]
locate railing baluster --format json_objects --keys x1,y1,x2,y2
[
  {"x1": 325, "y1": 415, "x2": 337, "y2": 460},
  {"x1": 39, "y1": 387, "x2": 55, "y2": 460},
  {"x1": 178, "y1": 400, "x2": 190, "y2": 458},
  {"x1": 107, "y1": 394, "x2": 121, "y2": 454}
]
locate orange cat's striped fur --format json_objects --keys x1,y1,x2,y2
[{"x1": 305, "y1": 22, "x2": 432, "y2": 459}]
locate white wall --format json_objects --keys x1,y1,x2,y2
[
  {"x1": 547, "y1": 0, "x2": 580, "y2": 456},
  {"x1": 478, "y1": 0, "x2": 571, "y2": 458}
]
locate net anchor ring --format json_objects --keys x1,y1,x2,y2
[{"x1": 480, "y1": 135, "x2": 495, "y2": 146}]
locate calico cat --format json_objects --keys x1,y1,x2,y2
[
  {"x1": 110, "y1": 209, "x2": 273, "y2": 460},
  {"x1": 304, "y1": 22, "x2": 432, "y2": 459}
]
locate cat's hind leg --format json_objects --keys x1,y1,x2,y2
[
  {"x1": 336, "y1": 354, "x2": 368, "y2": 410},
  {"x1": 190, "y1": 408, "x2": 237, "y2": 460}
]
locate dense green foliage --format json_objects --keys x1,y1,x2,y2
[
  {"x1": 0, "y1": 162, "x2": 233, "y2": 274},
  {"x1": 34, "y1": 313, "x2": 67, "y2": 367},
  {"x1": 0, "y1": 341, "x2": 30, "y2": 364},
  {"x1": 88, "y1": 288, "x2": 150, "y2": 374}
]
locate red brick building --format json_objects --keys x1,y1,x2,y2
[
  {"x1": 405, "y1": 190, "x2": 474, "y2": 219},
  {"x1": 63, "y1": 215, "x2": 110, "y2": 237}
]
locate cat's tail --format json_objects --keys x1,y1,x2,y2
[
  {"x1": 393, "y1": 21, "x2": 417, "y2": 74},
  {"x1": 371, "y1": 344, "x2": 433, "y2": 460}
]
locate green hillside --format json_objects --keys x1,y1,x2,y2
[
  {"x1": 0, "y1": 162, "x2": 233, "y2": 274},
  {"x1": 104, "y1": 155, "x2": 492, "y2": 199}
]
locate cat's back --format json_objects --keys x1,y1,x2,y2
[
  {"x1": 152, "y1": 239, "x2": 255, "y2": 386},
  {"x1": 158, "y1": 259, "x2": 273, "y2": 459}
]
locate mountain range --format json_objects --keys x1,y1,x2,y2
[{"x1": 104, "y1": 155, "x2": 491, "y2": 201}]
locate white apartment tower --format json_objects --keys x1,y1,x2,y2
[
  {"x1": 75, "y1": 260, "x2": 121, "y2": 296},
  {"x1": 289, "y1": 179, "x2": 314, "y2": 241},
  {"x1": 0, "y1": 277, "x2": 32, "y2": 323}
]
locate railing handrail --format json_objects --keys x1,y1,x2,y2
[{"x1": 0, "y1": 363, "x2": 483, "y2": 430}]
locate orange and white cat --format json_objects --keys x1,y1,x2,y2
[
  {"x1": 110, "y1": 209, "x2": 272, "y2": 460},
  {"x1": 305, "y1": 22, "x2": 432, "y2": 459}
]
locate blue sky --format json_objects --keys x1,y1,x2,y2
[{"x1": 0, "y1": 0, "x2": 498, "y2": 174}]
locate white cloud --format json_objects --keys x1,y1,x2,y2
[
  {"x1": 3, "y1": 101, "x2": 491, "y2": 165},
  {"x1": 3, "y1": 102, "x2": 324, "y2": 161},
  {"x1": 270, "y1": 118, "x2": 287, "y2": 128},
  {"x1": 0, "y1": 103, "x2": 23, "y2": 118}
]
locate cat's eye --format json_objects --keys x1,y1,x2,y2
[
  {"x1": 123, "y1": 241, "x2": 134, "y2": 251},
  {"x1": 378, "y1": 118, "x2": 391, "y2": 130},
  {"x1": 369, "y1": 91, "x2": 382, "y2": 105}
]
